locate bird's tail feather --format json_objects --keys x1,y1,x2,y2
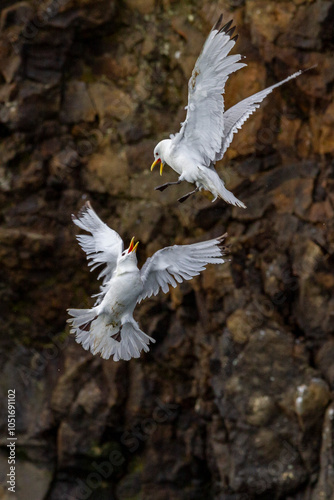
[
  {"x1": 198, "y1": 166, "x2": 246, "y2": 208},
  {"x1": 67, "y1": 309, "x2": 155, "y2": 361},
  {"x1": 112, "y1": 319, "x2": 156, "y2": 362}
]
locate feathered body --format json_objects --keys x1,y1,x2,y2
[
  {"x1": 151, "y1": 15, "x2": 304, "y2": 207},
  {"x1": 68, "y1": 256, "x2": 148, "y2": 362},
  {"x1": 68, "y1": 202, "x2": 228, "y2": 361},
  {"x1": 101, "y1": 258, "x2": 143, "y2": 319},
  {"x1": 157, "y1": 139, "x2": 244, "y2": 206}
]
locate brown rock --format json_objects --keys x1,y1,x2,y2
[
  {"x1": 83, "y1": 146, "x2": 129, "y2": 195},
  {"x1": 57, "y1": 377, "x2": 110, "y2": 467},
  {"x1": 125, "y1": 139, "x2": 156, "y2": 170},
  {"x1": 226, "y1": 309, "x2": 253, "y2": 344},
  {"x1": 14, "y1": 159, "x2": 45, "y2": 190},
  {"x1": 0, "y1": 2, "x2": 34, "y2": 31},
  {"x1": 319, "y1": 111, "x2": 334, "y2": 156},
  {"x1": 51, "y1": 357, "x2": 93, "y2": 417},
  {"x1": 246, "y1": 394, "x2": 276, "y2": 426},
  {"x1": 246, "y1": 1, "x2": 296, "y2": 44},
  {"x1": 309, "y1": 200, "x2": 334, "y2": 222},
  {"x1": 0, "y1": 80, "x2": 60, "y2": 130},
  {"x1": 0, "y1": 46, "x2": 21, "y2": 83},
  {"x1": 49, "y1": 147, "x2": 80, "y2": 181},
  {"x1": 277, "y1": 115, "x2": 302, "y2": 159},
  {"x1": 294, "y1": 378, "x2": 330, "y2": 425},
  {"x1": 60, "y1": 81, "x2": 96, "y2": 124},
  {"x1": 123, "y1": 0, "x2": 155, "y2": 15},
  {"x1": 277, "y1": 1, "x2": 332, "y2": 50},
  {"x1": 88, "y1": 82, "x2": 135, "y2": 124},
  {"x1": 311, "y1": 403, "x2": 334, "y2": 500},
  {"x1": 117, "y1": 199, "x2": 162, "y2": 245},
  {"x1": 316, "y1": 340, "x2": 334, "y2": 389},
  {"x1": 292, "y1": 238, "x2": 323, "y2": 279},
  {"x1": 211, "y1": 326, "x2": 320, "y2": 495},
  {"x1": 94, "y1": 53, "x2": 139, "y2": 80},
  {"x1": 297, "y1": 121, "x2": 313, "y2": 158},
  {"x1": 271, "y1": 177, "x2": 313, "y2": 217}
]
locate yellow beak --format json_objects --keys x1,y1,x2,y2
[
  {"x1": 133, "y1": 241, "x2": 139, "y2": 252},
  {"x1": 128, "y1": 236, "x2": 139, "y2": 253},
  {"x1": 151, "y1": 158, "x2": 164, "y2": 176}
]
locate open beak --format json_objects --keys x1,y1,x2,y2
[
  {"x1": 128, "y1": 236, "x2": 139, "y2": 253},
  {"x1": 151, "y1": 158, "x2": 164, "y2": 176}
]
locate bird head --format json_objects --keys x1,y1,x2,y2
[
  {"x1": 151, "y1": 139, "x2": 171, "y2": 176},
  {"x1": 117, "y1": 237, "x2": 139, "y2": 271}
]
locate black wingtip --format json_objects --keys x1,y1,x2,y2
[
  {"x1": 218, "y1": 244, "x2": 230, "y2": 255},
  {"x1": 75, "y1": 200, "x2": 92, "y2": 221},
  {"x1": 232, "y1": 34, "x2": 239, "y2": 42},
  {"x1": 217, "y1": 233, "x2": 228, "y2": 251},
  {"x1": 226, "y1": 26, "x2": 236, "y2": 37},
  {"x1": 213, "y1": 13, "x2": 223, "y2": 31},
  {"x1": 219, "y1": 19, "x2": 233, "y2": 34}
]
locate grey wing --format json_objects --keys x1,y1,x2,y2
[
  {"x1": 72, "y1": 201, "x2": 123, "y2": 287},
  {"x1": 171, "y1": 16, "x2": 246, "y2": 167},
  {"x1": 137, "y1": 234, "x2": 228, "y2": 303},
  {"x1": 216, "y1": 69, "x2": 303, "y2": 161}
]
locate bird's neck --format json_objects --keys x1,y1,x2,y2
[
  {"x1": 116, "y1": 263, "x2": 138, "y2": 277},
  {"x1": 161, "y1": 139, "x2": 173, "y2": 164}
]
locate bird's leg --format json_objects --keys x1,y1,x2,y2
[
  {"x1": 178, "y1": 187, "x2": 199, "y2": 203},
  {"x1": 155, "y1": 180, "x2": 181, "y2": 192}
]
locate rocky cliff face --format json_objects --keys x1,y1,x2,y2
[{"x1": 0, "y1": 0, "x2": 333, "y2": 499}]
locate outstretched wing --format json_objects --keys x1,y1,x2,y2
[
  {"x1": 72, "y1": 201, "x2": 123, "y2": 285},
  {"x1": 216, "y1": 70, "x2": 303, "y2": 161},
  {"x1": 138, "y1": 234, "x2": 228, "y2": 302},
  {"x1": 171, "y1": 15, "x2": 246, "y2": 167}
]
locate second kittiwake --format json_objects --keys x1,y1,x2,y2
[{"x1": 67, "y1": 202, "x2": 228, "y2": 361}]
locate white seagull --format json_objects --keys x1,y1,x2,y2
[
  {"x1": 67, "y1": 202, "x2": 228, "y2": 361},
  {"x1": 151, "y1": 14, "x2": 304, "y2": 207}
]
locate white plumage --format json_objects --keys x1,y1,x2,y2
[
  {"x1": 67, "y1": 202, "x2": 228, "y2": 361},
  {"x1": 151, "y1": 14, "x2": 304, "y2": 207}
]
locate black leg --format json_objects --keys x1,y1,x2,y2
[
  {"x1": 178, "y1": 187, "x2": 199, "y2": 203},
  {"x1": 155, "y1": 180, "x2": 181, "y2": 192}
]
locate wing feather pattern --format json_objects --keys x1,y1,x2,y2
[
  {"x1": 171, "y1": 16, "x2": 246, "y2": 166},
  {"x1": 138, "y1": 234, "x2": 228, "y2": 302},
  {"x1": 72, "y1": 201, "x2": 123, "y2": 286},
  {"x1": 216, "y1": 70, "x2": 303, "y2": 161}
]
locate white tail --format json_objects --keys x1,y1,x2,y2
[
  {"x1": 198, "y1": 166, "x2": 246, "y2": 208},
  {"x1": 67, "y1": 309, "x2": 155, "y2": 361}
]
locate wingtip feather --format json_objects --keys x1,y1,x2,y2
[
  {"x1": 217, "y1": 232, "x2": 228, "y2": 243},
  {"x1": 226, "y1": 26, "x2": 236, "y2": 37},
  {"x1": 219, "y1": 19, "x2": 233, "y2": 34},
  {"x1": 216, "y1": 233, "x2": 230, "y2": 255},
  {"x1": 213, "y1": 13, "x2": 223, "y2": 31}
]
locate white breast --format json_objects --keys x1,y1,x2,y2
[{"x1": 100, "y1": 270, "x2": 142, "y2": 320}]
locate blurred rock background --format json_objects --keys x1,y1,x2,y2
[{"x1": 0, "y1": 0, "x2": 333, "y2": 499}]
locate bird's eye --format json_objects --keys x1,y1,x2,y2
[{"x1": 155, "y1": 152, "x2": 158, "y2": 156}]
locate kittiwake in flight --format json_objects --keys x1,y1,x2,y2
[
  {"x1": 67, "y1": 202, "x2": 228, "y2": 361},
  {"x1": 151, "y1": 14, "x2": 304, "y2": 208}
]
